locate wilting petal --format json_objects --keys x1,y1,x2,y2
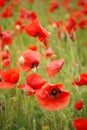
[{"x1": 46, "y1": 59, "x2": 64, "y2": 78}]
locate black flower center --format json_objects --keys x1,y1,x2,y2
[
  {"x1": 0, "y1": 77, "x2": 3, "y2": 83},
  {"x1": 31, "y1": 62, "x2": 38, "y2": 68},
  {"x1": 49, "y1": 88, "x2": 62, "y2": 99}
]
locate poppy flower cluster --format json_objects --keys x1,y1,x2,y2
[
  {"x1": 18, "y1": 73, "x2": 70, "y2": 111},
  {"x1": 17, "y1": 48, "x2": 70, "y2": 110}
]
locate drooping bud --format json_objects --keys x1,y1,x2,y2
[{"x1": 19, "y1": 56, "x2": 25, "y2": 65}]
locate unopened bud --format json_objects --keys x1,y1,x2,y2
[
  {"x1": 51, "y1": 54, "x2": 57, "y2": 60},
  {"x1": 19, "y1": 56, "x2": 25, "y2": 65},
  {"x1": 4, "y1": 45, "x2": 10, "y2": 52},
  {"x1": 15, "y1": 25, "x2": 21, "y2": 31},
  {"x1": 75, "y1": 74, "x2": 80, "y2": 82},
  {"x1": 52, "y1": 23, "x2": 57, "y2": 28},
  {"x1": 32, "y1": 67, "x2": 37, "y2": 73}
]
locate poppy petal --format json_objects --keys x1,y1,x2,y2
[
  {"x1": 36, "y1": 83, "x2": 70, "y2": 110},
  {"x1": 0, "y1": 82, "x2": 14, "y2": 89},
  {"x1": 26, "y1": 73, "x2": 46, "y2": 89},
  {"x1": 46, "y1": 59, "x2": 64, "y2": 78}
]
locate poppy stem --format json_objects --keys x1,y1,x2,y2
[
  {"x1": 62, "y1": 68, "x2": 73, "y2": 78},
  {"x1": 51, "y1": 112, "x2": 57, "y2": 130}
]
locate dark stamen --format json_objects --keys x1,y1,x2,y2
[
  {"x1": 0, "y1": 78, "x2": 2, "y2": 82},
  {"x1": 49, "y1": 88, "x2": 62, "y2": 99},
  {"x1": 31, "y1": 63, "x2": 38, "y2": 68}
]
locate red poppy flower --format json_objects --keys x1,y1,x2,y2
[
  {"x1": 11, "y1": 0, "x2": 21, "y2": 5},
  {"x1": 62, "y1": 0, "x2": 70, "y2": 7},
  {"x1": 72, "y1": 73, "x2": 87, "y2": 86},
  {"x1": 0, "y1": 68, "x2": 20, "y2": 89},
  {"x1": 49, "y1": 1, "x2": 59, "y2": 12},
  {"x1": 0, "y1": 31, "x2": 13, "y2": 49},
  {"x1": 0, "y1": 0, "x2": 7, "y2": 8},
  {"x1": 77, "y1": 0, "x2": 87, "y2": 7},
  {"x1": 18, "y1": 50, "x2": 40, "y2": 72},
  {"x1": 1, "y1": 50, "x2": 11, "y2": 67},
  {"x1": 45, "y1": 47, "x2": 54, "y2": 58},
  {"x1": 1, "y1": 6, "x2": 13, "y2": 18},
  {"x1": 46, "y1": 59, "x2": 64, "y2": 78},
  {"x1": 52, "y1": 20, "x2": 63, "y2": 28},
  {"x1": 78, "y1": 19, "x2": 87, "y2": 29},
  {"x1": 72, "y1": 118, "x2": 87, "y2": 130},
  {"x1": 65, "y1": 18, "x2": 76, "y2": 34},
  {"x1": 72, "y1": 11, "x2": 83, "y2": 19},
  {"x1": 28, "y1": 45, "x2": 38, "y2": 51},
  {"x1": 0, "y1": 69, "x2": 3, "y2": 80},
  {"x1": 25, "y1": 19, "x2": 50, "y2": 42},
  {"x1": 14, "y1": 20, "x2": 25, "y2": 35},
  {"x1": 18, "y1": 73, "x2": 46, "y2": 96},
  {"x1": 62, "y1": 0, "x2": 71, "y2": 11},
  {"x1": 27, "y1": 0, "x2": 35, "y2": 2},
  {"x1": 0, "y1": 26, "x2": 2, "y2": 33},
  {"x1": 82, "y1": 7, "x2": 87, "y2": 15},
  {"x1": 26, "y1": 73, "x2": 46, "y2": 89},
  {"x1": 75, "y1": 100, "x2": 83, "y2": 110},
  {"x1": 20, "y1": 8, "x2": 37, "y2": 21},
  {"x1": 36, "y1": 83, "x2": 70, "y2": 110}
]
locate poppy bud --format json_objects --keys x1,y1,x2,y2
[
  {"x1": 75, "y1": 74, "x2": 80, "y2": 82},
  {"x1": 15, "y1": 25, "x2": 21, "y2": 31},
  {"x1": 19, "y1": 56, "x2": 25, "y2": 65},
  {"x1": 75, "y1": 100, "x2": 83, "y2": 110},
  {"x1": 32, "y1": 67, "x2": 37, "y2": 73},
  {"x1": 4, "y1": 45, "x2": 10, "y2": 52},
  {"x1": 51, "y1": 54, "x2": 57, "y2": 60},
  {"x1": 52, "y1": 23, "x2": 57, "y2": 28}
]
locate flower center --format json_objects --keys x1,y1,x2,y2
[
  {"x1": 31, "y1": 62, "x2": 38, "y2": 68},
  {"x1": 49, "y1": 88, "x2": 62, "y2": 99},
  {"x1": 0, "y1": 78, "x2": 3, "y2": 84}
]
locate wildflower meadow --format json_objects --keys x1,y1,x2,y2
[{"x1": 0, "y1": 0, "x2": 87, "y2": 130}]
